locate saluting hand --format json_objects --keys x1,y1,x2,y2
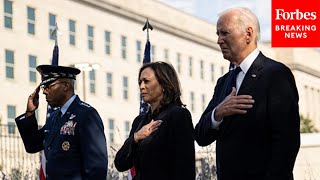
[
  {"x1": 214, "y1": 87, "x2": 255, "y2": 122},
  {"x1": 25, "y1": 86, "x2": 40, "y2": 117},
  {"x1": 134, "y1": 119, "x2": 163, "y2": 143}
]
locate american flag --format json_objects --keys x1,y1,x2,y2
[{"x1": 139, "y1": 39, "x2": 151, "y2": 115}]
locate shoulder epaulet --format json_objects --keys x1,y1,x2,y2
[{"x1": 79, "y1": 102, "x2": 91, "y2": 108}]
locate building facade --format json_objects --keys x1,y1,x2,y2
[
  {"x1": 1, "y1": 0, "x2": 320, "y2": 178},
  {"x1": 0, "y1": 0, "x2": 229, "y2": 148}
]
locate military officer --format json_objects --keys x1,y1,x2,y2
[{"x1": 15, "y1": 65, "x2": 108, "y2": 180}]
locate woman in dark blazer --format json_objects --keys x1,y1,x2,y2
[{"x1": 114, "y1": 61, "x2": 195, "y2": 180}]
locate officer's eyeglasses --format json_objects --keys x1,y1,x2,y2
[{"x1": 41, "y1": 81, "x2": 67, "y2": 91}]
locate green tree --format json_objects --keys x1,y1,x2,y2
[{"x1": 300, "y1": 115, "x2": 318, "y2": 133}]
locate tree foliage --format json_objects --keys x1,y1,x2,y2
[{"x1": 300, "y1": 115, "x2": 318, "y2": 133}]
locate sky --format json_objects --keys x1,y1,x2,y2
[{"x1": 160, "y1": 0, "x2": 272, "y2": 42}]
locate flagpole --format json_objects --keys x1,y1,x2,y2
[
  {"x1": 53, "y1": 23, "x2": 58, "y2": 46},
  {"x1": 128, "y1": 19, "x2": 154, "y2": 180},
  {"x1": 146, "y1": 21, "x2": 149, "y2": 41},
  {"x1": 51, "y1": 23, "x2": 59, "y2": 66},
  {"x1": 39, "y1": 22, "x2": 60, "y2": 180},
  {"x1": 143, "y1": 19, "x2": 153, "y2": 42},
  {"x1": 142, "y1": 19, "x2": 153, "y2": 64}
]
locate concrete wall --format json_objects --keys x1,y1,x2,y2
[{"x1": 294, "y1": 133, "x2": 320, "y2": 179}]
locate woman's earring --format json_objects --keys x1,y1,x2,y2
[{"x1": 162, "y1": 89, "x2": 165, "y2": 92}]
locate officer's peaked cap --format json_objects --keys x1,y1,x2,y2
[{"x1": 36, "y1": 65, "x2": 81, "y2": 86}]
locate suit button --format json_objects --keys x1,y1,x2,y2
[{"x1": 48, "y1": 147, "x2": 51, "y2": 150}]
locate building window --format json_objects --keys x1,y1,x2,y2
[
  {"x1": 105, "y1": 31, "x2": 111, "y2": 55},
  {"x1": 89, "y1": 70, "x2": 96, "y2": 94},
  {"x1": 136, "y1": 40, "x2": 142, "y2": 63},
  {"x1": 121, "y1": 35, "x2": 127, "y2": 60},
  {"x1": 164, "y1": 49, "x2": 169, "y2": 62},
  {"x1": 29, "y1": 55, "x2": 37, "y2": 82},
  {"x1": 151, "y1": 45, "x2": 156, "y2": 61},
  {"x1": 4, "y1": 0, "x2": 13, "y2": 29},
  {"x1": 200, "y1": 60, "x2": 204, "y2": 80},
  {"x1": 88, "y1": 25, "x2": 94, "y2": 50},
  {"x1": 7, "y1": 105, "x2": 16, "y2": 134},
  {"x1": 108, "y1": 119, "x2": 114, "y2": 144},
  {"x1": 189, "y1": 57, "x2": 193, "y2": 77},
  {"x1": 49, "y1": 13, "x2": 56, "y2": 40},
  {"x1": 125, "y1": 121, "x2": 130, "y2": 138},
  {"x1": 221, "y1": 66, "x2": 225, "y2": 76},
  {"x1": 123, "y1": 76, "x2": 128, "y2": 100},
  {"x1": 5, "y1": 49, "x2": 14, "y2": 79},
  {"x1": 202, "y1": 94, "x2": 206, "y2": 111},
  {"x1": 176, "y1": 53, "x2": 181, "y2": 74},
  {"x1": 69, "y1": 20, "x2": 76, "y2": 46},
  {"x1": 190, "y1": 92, "x2": 195, "y2": 112},
  {"x1": 27, "y1": 7, "x2": 35, "y2": 35},
  {"x1": 211, "y1": 63, "x2": 215, "y2": 83},
  {"x1": 106, "y1": 73, "x2": 113, "y2": 97}
]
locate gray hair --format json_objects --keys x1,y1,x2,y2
[{"x1": 219, "y1": 7, "x2": 261, "y2": 43}]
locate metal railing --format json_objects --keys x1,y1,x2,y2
[
  {"x1": 0, "y1": 124, "x2": 217, "y2": 180},
  {"x1": 0, "y1": 124, "x2": 40, "y2": 180}
]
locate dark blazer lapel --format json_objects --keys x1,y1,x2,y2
[
  {"x1": 218, "y1": 72, "x2": 233, "y2": 104},
  {"x1": 46, "y1": 96, "x2": 80, "y2": 146},
  {"x1": 207, "y1": 72, "x2": 233, "y2": 115},
  {"x1": 237, "y1": 52, "x2": 265, "y2": 96},
  {"x1": 157, "y1": 103, "x2": 176, "y2": 120},
  {"x1": 134, "y1": 104, "x2": 175, "y2": 133},
  {"x1": 135, "y1": 114, "x2": 148, "y2": 133}
]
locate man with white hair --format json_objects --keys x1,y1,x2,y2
[{"x1": 195, "y1": 7, "x2": 300, "y2": 180}]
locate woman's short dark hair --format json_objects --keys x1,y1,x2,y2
[{"x1": 138, "y1": 61, "x2": 184, "y2": 107}]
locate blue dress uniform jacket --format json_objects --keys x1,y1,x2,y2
[{"x1": 15, "y1": 96, "x2": 108, "y2": 180}]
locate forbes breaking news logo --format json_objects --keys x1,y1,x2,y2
[
  {"x1": 271, "y1": 0, "x2": 320, "y2": 47},
  {"x1": 275, "y1": 9, "x2": 316, "y2": 38}
]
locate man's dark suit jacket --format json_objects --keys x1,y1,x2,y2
[
  {"x1": 114, "y1": 103, "x2": 195, "y2": 180},
  {"x1": 15, "y1": 96, "x2": 108, "y2": 180},
  {"x1": 195, "y1": 53, "x2": 300, "y2": 180}
]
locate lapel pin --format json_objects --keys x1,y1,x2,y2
[{"x1": 251, "y1": 74, "x2": 257, "y2": 78}]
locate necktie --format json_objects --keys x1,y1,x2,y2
[
  {"x1": 226, "y1": 66, "x2": 241, "y2": 95},
  {"x1": 51, "y1": 110, "x2": 62, "y2": 128}
]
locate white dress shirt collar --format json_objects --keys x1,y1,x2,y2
[{"x1": 239, "y1": 48, "x2": 260, "y2": 74}]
